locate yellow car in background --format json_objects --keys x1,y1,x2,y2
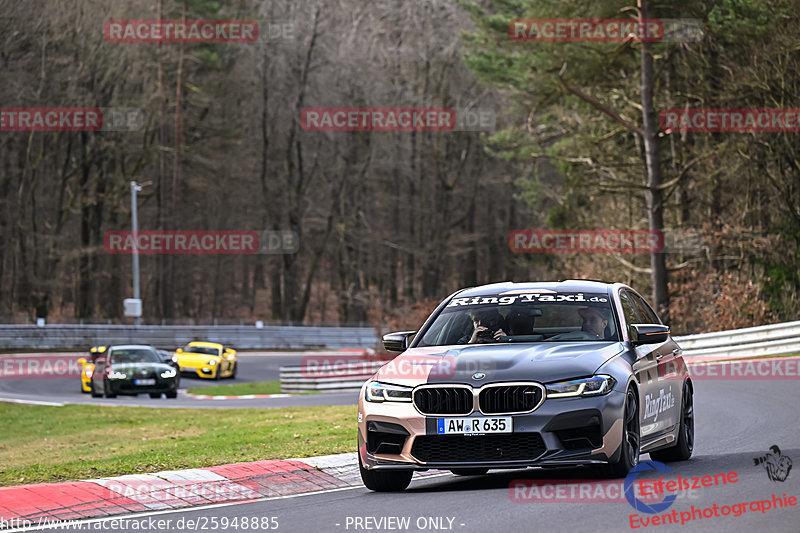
[
  {"x1": 175, "y1": 341, "x2": 237, "y2": 379},
  {"x1": 77, "y1": 346, "x2": 106, "y2": 393}
]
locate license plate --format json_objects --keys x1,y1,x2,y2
[
  {"x1": 134, "y1": 378, "x2": 156, "y2": 386},
  {"x1": 437, "y1": 416, "x2": 512, "y2": 435}
]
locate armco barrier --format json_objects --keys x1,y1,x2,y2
[
  {"x1": 279, "y1": 321, "x2": 800, "y2": 393},
  {"x1": 0, "y1": 324, "x2": 379, "y2": 350},
  {"x1": 280, "y1": 360, "x2": 386, "y2": 393},
  {"x1": 674, "y1": 320, "x2": 800, "y2": 360}
]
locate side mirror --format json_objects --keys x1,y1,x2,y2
[
  {"x1": 176, "y1": 348, "x2": 183, "y2": 354},
  {"x1": 629, "y1": 324, "x2": 670, "y2": 345},
  {"x1": 77, "y1": 358, "x2": 87, "y2": 366},
  {"x1": 382, "y1": 331, "x2": 417, "y2": 353}
]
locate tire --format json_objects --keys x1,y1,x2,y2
[
  {"x1": 359, "y1": 454, "x2": 413, "y2": 492},
  {"x1": 450, "y1": 468, "x2": 489, "y2": 476},
  {"x1": 90, "y1": 380, "x2": 102, "y2": 398},
  {"x1": 149, "y1": 392, "x2": 161, "y2": 399},
  {"x1": 650, "y1": 382, "x2": 694, "y2": 462},
  {"x1": 166, "y1": 390, "x2": 178, "y2": 399},
  {"x1": 103, "y1": 379, "x2": 117, "y2": 399},
  {"x1": 229, "y1": 362, "x2": 237, "y2": 379},
  {"x1": 214, "y1": 365, "x2": 222, "y2": 380},
  {"x1": 602, "y1": 387, "x2": 640, "y2": 478}
]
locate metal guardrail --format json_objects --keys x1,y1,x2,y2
[
  {"x1": 280, "y1": 360, "x2": 386, "y2": 393},
  {"x1": 674, "y1": 320, "x2": 800, "y2": 360},
  {"x1": 0, "y1": 324, "x2": 379, "y2": 350},
  {"x1": 280, "y1": 321, "x2": 800, "y2": 393}
]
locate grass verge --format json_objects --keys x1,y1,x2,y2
[
  {"x1": 186, "y1": 381, "x2": 317, "y2": 396},
  {"x1": 0, "y1": 403, "x2": 355, "y2": 487}
]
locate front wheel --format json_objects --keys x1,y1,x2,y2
[
  {"x1": 166, "y1": 390, "x2": 178, "y2": 399},
  {"x1": 650, "y1": 382, "x2": 694, "y2": 462},
  {"x1": 103, "y1": 379, "x2": 117, "y2": 399},
  {"x1": 359, "y1": 454, "x2": 413, "y2": 492},
  {"x1": 602, "y1": 388, "x2": 639, "y2": 478},
  {"x1": 229, "y1": 362, "x2": 237, "y2": 379},
  {"x1": 90, "y1": 380, "x2": 102, "y2": 398}
]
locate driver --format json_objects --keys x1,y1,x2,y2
[
  {"x1": 578, "y1": 307, "x2": 608, "y2": 339},
  {"x1": 463, "y1": 308, "x2": 507, "y2": 344}
]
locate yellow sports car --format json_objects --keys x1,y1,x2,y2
[
  {"x1": 175, "y1": 341, "x2": 237, "y2": 379},
  {"x1": 77, "y1": 346, "x2": 106, "y2": 393}
]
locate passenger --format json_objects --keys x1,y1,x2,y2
[
  {"x1": 506, "y1": 309, "x2": 535, "y2": 336},
  {"x1": 578, "y1": 307, "x2": 608, "y2": 339}
]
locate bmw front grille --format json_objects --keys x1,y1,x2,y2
[{"x1": 413, "y1": 382, "x2": 545, "y2": 415}]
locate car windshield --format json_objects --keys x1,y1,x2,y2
[
  {"x1": 109, "y1": 348, "x2": 160, "y2": 364},
  {"x1": 416, "y1": 291, "x2": 619, "y2": 347},
  {"x1": 184, "y1": 345, "x2": 220, "y2": 356}
]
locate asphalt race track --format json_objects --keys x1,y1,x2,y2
[
  {"x1": 0, "y1": 353, "x2": 357, "y2": 409},
  {"x1": 13, "y1": 378, "x2": 799, "y2": 533}
]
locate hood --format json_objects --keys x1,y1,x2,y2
[{"x1": 373, "y1": 342, "x2": 624, "y2": 387}]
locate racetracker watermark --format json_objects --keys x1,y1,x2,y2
[
  {"x1": 300, "y1": 354, "x2": 457, "y2": 379},
  {"x1": 509, "y1": 478, "x2": 700, "y2": 504},
  {"x1": 509, "y1": 18, "x2": 663, "y2": 42},
  {"x1": 104, "y1": 20, "x2": 259, "y2": 43},
  {"x1": 660, "y1": 108, "x2": 800, "y2": 133},
  {"x1": 661, "y1": 358, "x2": 800, "y2": 380},
  {"x1": 509, "y1": 229, "x2": 664, "y2": 254},
  {"x1": 300, "y1": 107, "x2": 495, "y2": 132},
  {"x1": 509, "y1": 18, "x2": 703, "y2": 43},
  {"x1": 103, "y1": 230, "x2": 298, "y2": 254},
  {"x1": 1, "y1": 355, "x2": 81, "y2": 379},
  {"x1": 95, "y1": 479, "x2": 259, "y2": 504},
  {"x1": 0, "y1": 107, "x2": 145, "y2": 132}
]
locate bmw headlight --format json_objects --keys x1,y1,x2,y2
[
  {"x1": 546, "y1": 375, "x2": 616, "y2": 398},
  {"x1": 108, "y1": 370, "x2": 127, "y2": 379},
  {"x1": 161, "y1": 369, "x2": 177, "y2": 378},
  {"x1": 365, "y1": 381, "x2": 413, "y2": 403},
  {"x1": 207, "y1": 360, "x2": 218, "y2": 365}
]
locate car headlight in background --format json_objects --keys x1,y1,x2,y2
[
  {"x1": 546, "y1": 375, "x2": 616, "y2": 398},
  {"x1": 365, "y1": 381, "x2": 413, "y2": 403},
  {"x1": 83, "y1": 367, "x2": 93, "y2": 378},
  {"x1": 108, "y1": 370, "x2": 127, "y2": 379},
  {"x1": 161, "y1": 369, "x2": 177, "y2": 378},
  {"x1": 207, "y1": 360, "x2": 218, "y2": 366},
  {"x1": 171, "y1": 355, "x2": 178, "y2": 363}
]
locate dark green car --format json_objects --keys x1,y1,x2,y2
[{"x1": 90, "y1": 345, "x2": 179, "y2": 399}]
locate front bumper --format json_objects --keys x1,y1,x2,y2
[
  {"x1": 178, "y1": 359, "x2": 220, "y2": 378},
  {"x1": 358, "y1": 387, "x2": 626, "y2": 471},
  {"x1": 108, "y1": 376, "x2": 178, "y2": 395}
]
